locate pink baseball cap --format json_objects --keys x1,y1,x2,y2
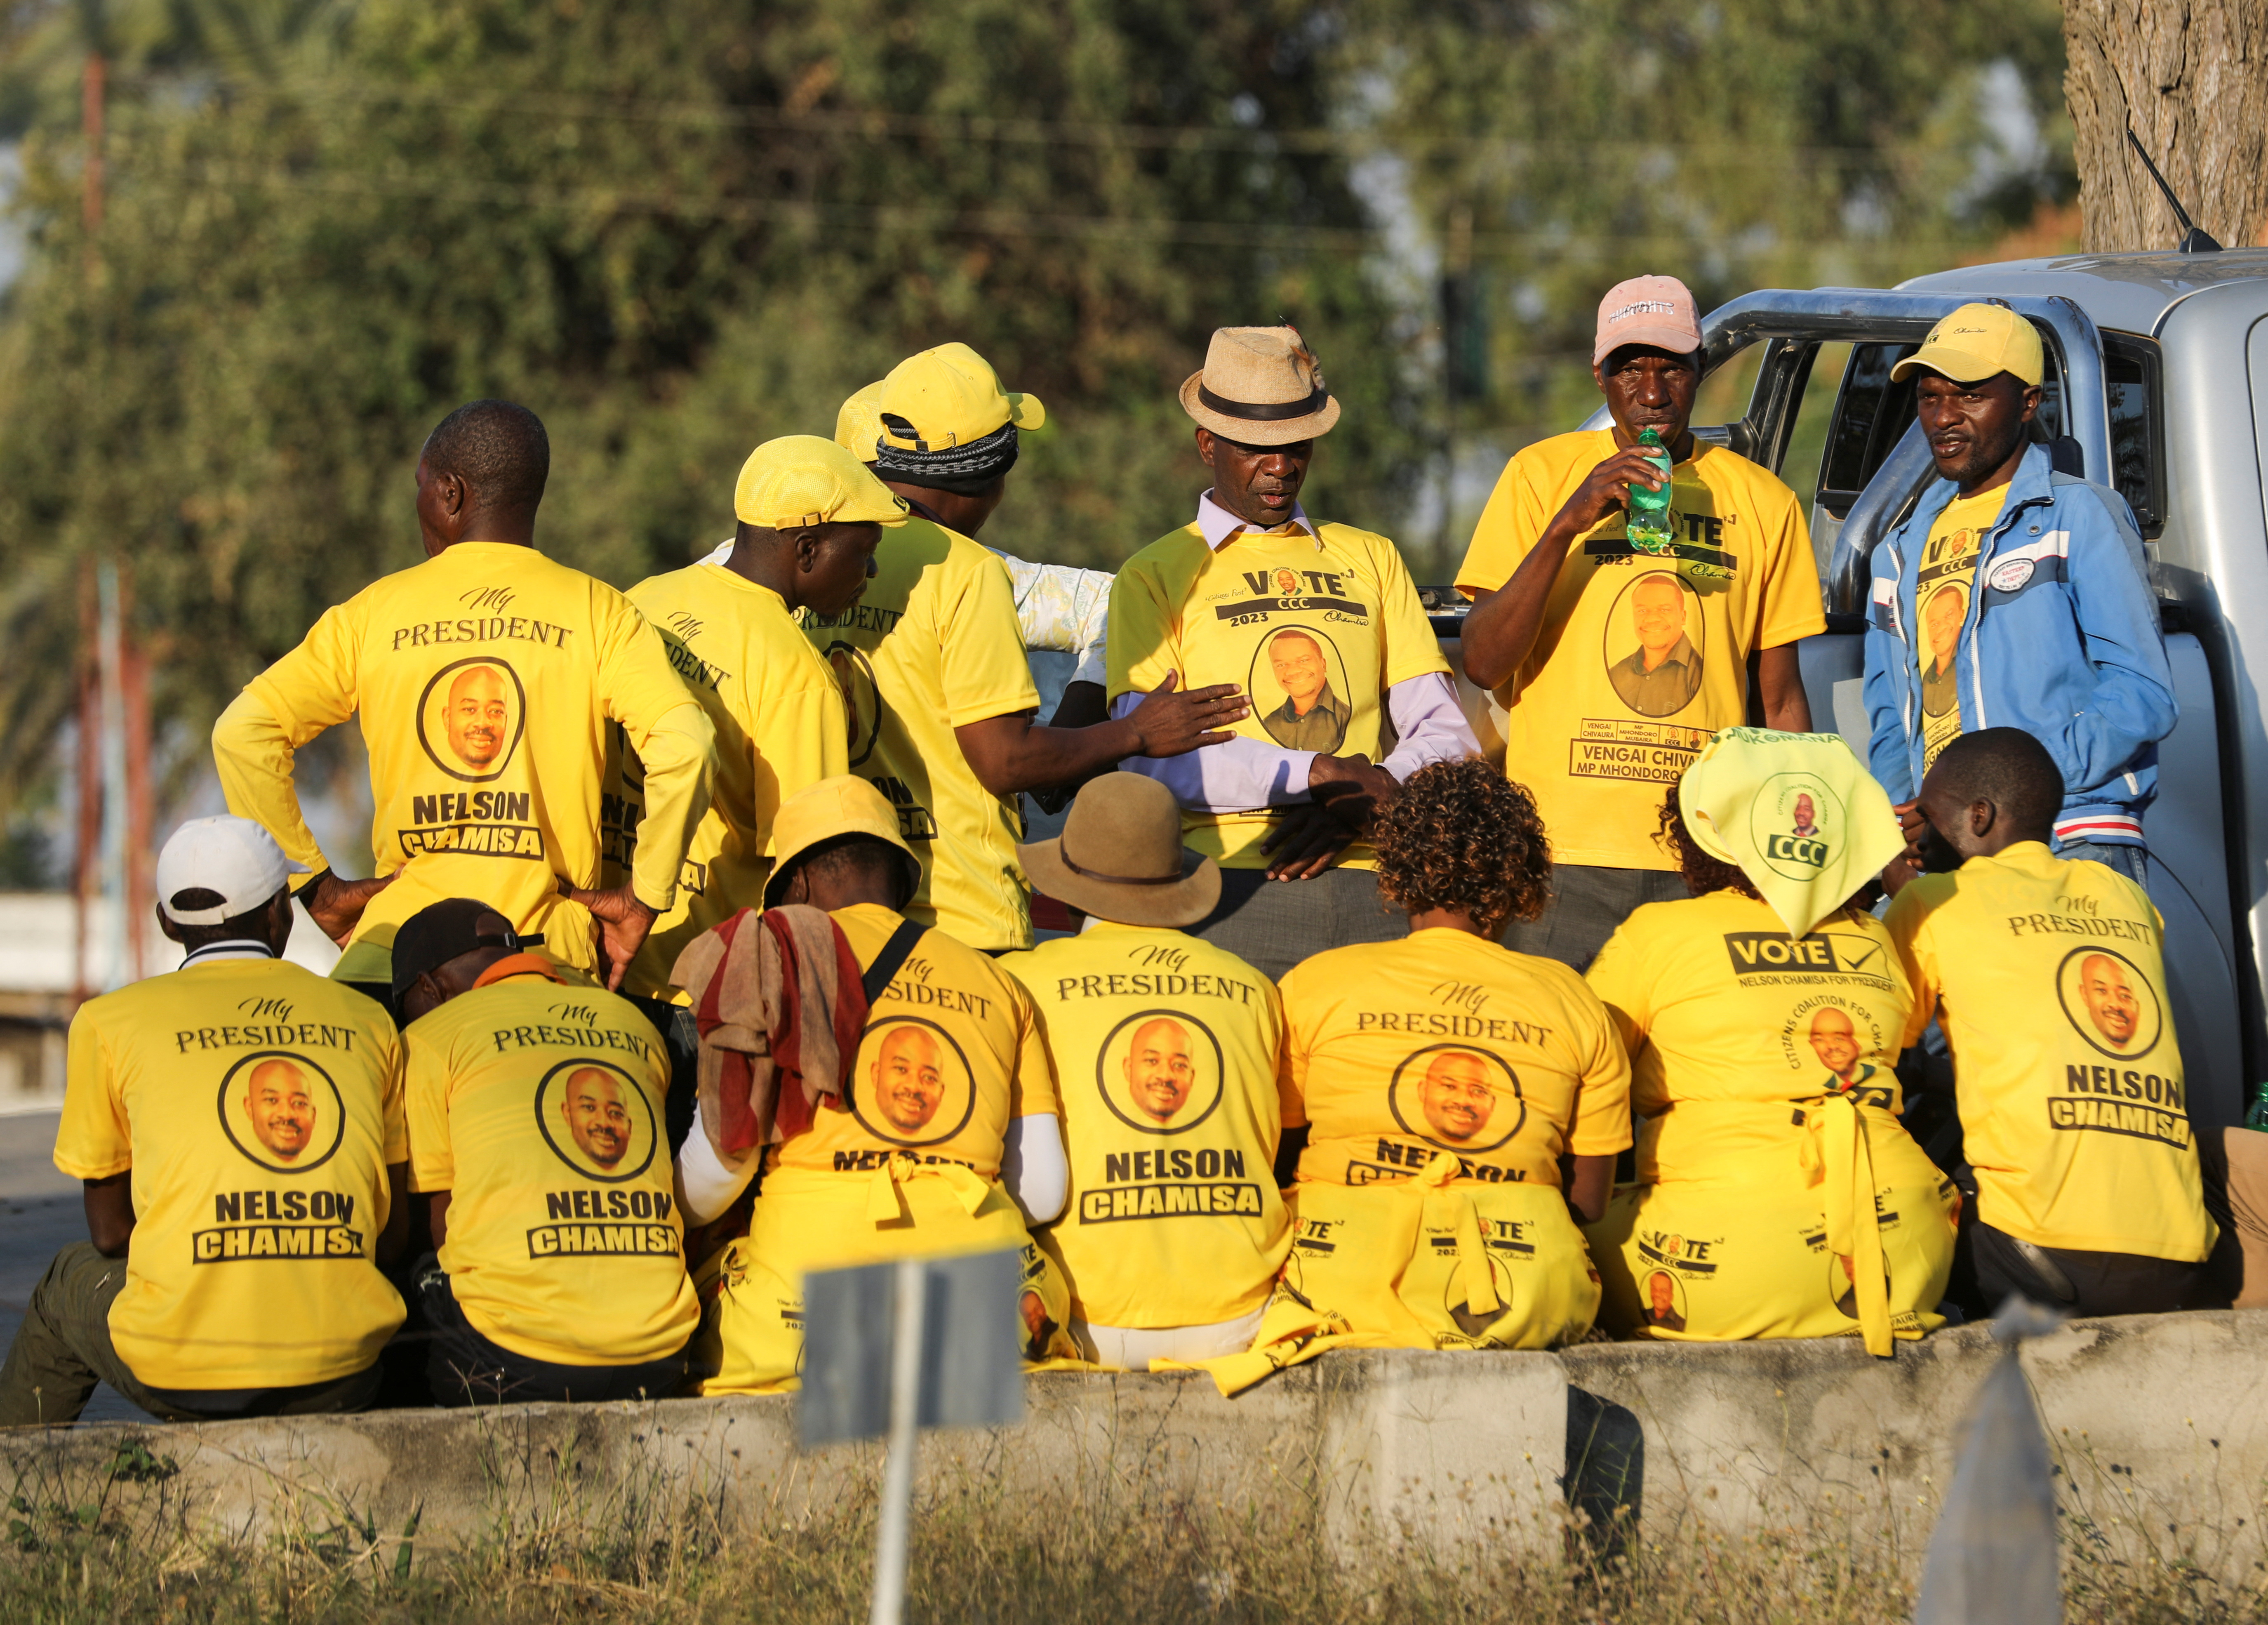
[{"x1": 1593, "y1": 275, "x2": 1703, "y2": 365}]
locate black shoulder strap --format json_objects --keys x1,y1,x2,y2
[{"x1": 860, "y1": 918, "x2": 929, "y2": 1007}]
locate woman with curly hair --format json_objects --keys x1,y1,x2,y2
[
  {"x1": 1190, "y1": 757, "x2": 1630, "y2": 1394},
  {"x1": 1582, "y1": 728, "x2": 1957, "y2": 1357}
]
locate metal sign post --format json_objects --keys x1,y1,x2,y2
[{"x1": 802, "y1": 1247, "x2": 1027, "y2": 1625}]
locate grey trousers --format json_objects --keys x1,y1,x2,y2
[
  {"x1": 1187, "y1": 866, "x2": 1405, "y2": 982},
  {"x1": 1496, "y1": 864, "x2": 1691, "y2": 973}
]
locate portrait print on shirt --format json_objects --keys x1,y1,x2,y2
[
  {"x1": 416, "y1": 655, "x2": 528, "y2": 783},
  {"x1": 2056, "y1": 946, "x2": 2164, "y2": 1060},
  {"x1": 533, "y1": 1057, "x2": 659, "y2": 1182},
  {"x1": 1748, "y1": 770, "x2": 1840, "y2": 882},
  {"x1": 1640, "y1": 1267, "x2": 1688, "y2": 1333},
  {"x1": 821, "y1": 640, "x2": 883, "y2": 768},
  {"x1": 1920, "y1": 582, "x2": 1967, "y2": 721},
  {"x1": 1603, "y1": 571, "x2": 1706, "y2": 718},
  {"x1": 851, "y1": 1016, "x2": 977, "y2": 1149},
  {"x1": 219, "y1": 1051, "x2": 348, "y2": 1174},
  {"x1": 1387, "y1": 1043, "x2": 1525, "y2": 1154},
  {"x1": 1094, "y1": 1009, "x2": 1227, "y2": 1135},
  {"x1": 1790, "y1": 999, "x2": 1888, "y2": 1100},
  {"x1": 1248, "y1": 624, "x2": 1352, "y2": 752}
]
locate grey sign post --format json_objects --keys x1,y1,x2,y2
[{"x1": 802, "y1": 1247, "x2": 1027, "y2": 1625}]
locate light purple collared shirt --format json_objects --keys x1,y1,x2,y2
[{"x1": 1113, "y1": 493, "x2": 1478, "y2": 812}]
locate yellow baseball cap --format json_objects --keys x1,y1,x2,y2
[
  {"x1": 1890, "y1": 303, "x2": 2044, "y2": 387},
  {"x1": 762, "y1": 775, "x2": 922, "y2": 905},
  {"x1": 834, "y1": 381, "x2": 885, "y2": 463},
  {"x1": 876, "y1": 342, "x2": 1045, "y2": 451},
  {"x1": 732, "y1": 435, "x2": 910, "y2": 530}
]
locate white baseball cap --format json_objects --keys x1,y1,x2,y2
[{"x1": 155, "y1": 816, "x2": 309, "y2": 925}]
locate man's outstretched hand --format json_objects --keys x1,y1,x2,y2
[
  {"x1": 301, "y1": 871, "x2": 398, "y2": 947},
  {"x1": 564, "y1": 882, "x2": 660, "y2": 992},
  {"x1": 1124, "y1": 671, "x2": 1250, "y2": 757},
  {"x1": 1260, "y1": 755, "x2": 1400, "y2": 881}
]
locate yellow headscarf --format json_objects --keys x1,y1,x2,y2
[{"x1": 1678, "y1": 727, "x2": 1903, "y2": 937}]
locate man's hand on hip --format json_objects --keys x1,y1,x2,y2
[
  {"x1": 1125, "y1": 671, "x2": 1250, "y2": 757},
  {"x1": 301, "y1": 871, "x2": 398, "y2": 947},
  {"x1": 1259, "y1": 755, "x2": 1400, "y2": 881},
  {"x1": 563, "y1": 882, "x2": 660, "y2": 992}
]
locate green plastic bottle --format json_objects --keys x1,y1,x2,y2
[
  {"x1": 1625, "y1": 427, "x2": 1675, "y2": 554},
  {"x1": 2246, "y1": 1081, "x2": 2268, "y2": 1131}
]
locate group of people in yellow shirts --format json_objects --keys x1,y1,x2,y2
[{"x1": 0, "y1": 279, "x2": 2246, "y2": 1428}]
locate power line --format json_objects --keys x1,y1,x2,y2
[{"x1": 118, "y1": 156, "x2": 1977, "y2": 263}]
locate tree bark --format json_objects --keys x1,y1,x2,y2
[{"x1": 2063, "y1": 0, "x2": 2268, "y2": 251}]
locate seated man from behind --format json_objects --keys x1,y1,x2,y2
[
  {"x1": 1885, "y1": 728, "x2": 2214, "y2": 1316},
  {"x1": 395, "y1": 900, "x2": 697, "y2": 1404},
  {"x1": 0, "y1": 817, "x2": 407, "y2": 1427},
  {"x1": 1584, "y1": 731, "x2": 1957, "y2": 1356},
  {"x1": 1195, "y1": 758, "x2": 1630, "y2": 1397},
  {"x1": 998, "y1": 773, "x2": 1290, "y2": 1368},
  {"x1": 682, "y1": 776, "x2": 1076, "y2": 1393}
]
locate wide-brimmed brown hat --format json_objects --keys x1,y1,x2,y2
[
  {"x1": 1018, "y1": 773, "x2": 1220, "y2": 928},
  {"x1": 1179, "y1": 325, "x2": 1341, "y2": 445}
]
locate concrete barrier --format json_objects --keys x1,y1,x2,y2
[{"x1": 6, "y1": 1311, "x2": 2264, "y2": 1581}]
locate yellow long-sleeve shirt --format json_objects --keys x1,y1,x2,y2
[{"x1": 212, "y1": 541, "x2": 713, "y2": 984}]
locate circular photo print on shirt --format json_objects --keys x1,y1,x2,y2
[
  {"x1": 2055, "y1": 945, "x2": 2164, "y2": 1060},
  {"x1": 1445, "y1": 1249, "x2": 1516, "y2": 1339},
  {"x1": 533, "y1": 1057, "x2": 658, "y2": 1184},
  {"x1": 217, "y1": 1051, "x2": 347, "y2": 1175},
  {"x1": 1639, "y1": 1268, "x2": 1689, "y2": 1334},
  {"x1": 1602, "y1": 571, "x2": 1705, "y2": 718},
  {"x1": 1388, "y1": 1043, "x2": 1525, "y2": 1154},
  {"x1": 415, "y1": 655, "x2": 528, "y2": 784},
  {"x1": 1779, "y1": 997, "x2": 1888, "y2": 1095},
  {"x1": 821, "y1": 641, "x2": 884, "y2": 768},
  {"x1": 1746, "y1": 770, "x2": 1843, "y2": 883},
  {"x1": 1095, "y1": 1009, "x2": 1226, "y2": 1136},
  {"x1": 1246, "y1": 624, "x2": 1351, "y2": 754},
  {"x1": 852, "y1": 1017, "x2": 977, "y2": 1149},
  {"x1": 1830, "y1": 1251, "x2": 1891, "y2": 1321}
]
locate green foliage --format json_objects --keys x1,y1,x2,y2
[{"x1": 0, "y1": 0, "x2": 2072, "y2": 820}]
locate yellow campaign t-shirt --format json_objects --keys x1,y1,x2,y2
[
  {"x1": 1108, "y1": 520, "x2": 1450, "y2": 868},
  {"x1": 1586, "y1": 891, "x2": 1913, "y2": 1181},
  {"x1": 800, "y1": 519, "x2": 1040, "y2": 951},
  {"x1": 51, "y1": 957, "x2": 405, "y2": 1390},
  {"x1": 998, "y1": 923, "x2": 1289, "y2": 1328},
  {"x1": 769, "y1": 903, "x2": 1058, "y2": 1181},
  {"x1": 405, "y1": 960, "x2": 698, "y2": 1366},
  {"x1": 602, "y1": 564, "x2": 851, "y2": 1001},
  {"x1": 1455, "y1": 431, "x2": 1825, "y2": 870},
  {"x1": 214, "y1": 542, "x2": 714, "y2": 984},
  {"x1": 1885, "y1": 842, "x2": 2212, "y2": 1260},
  {"x1": 1914, "y1": 488, "x2": 2004, "y2": 770},
  {"x1": 1277, "y1": 929, "x2": 1632, "y2": 1188}
]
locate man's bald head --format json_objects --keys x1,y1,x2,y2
[
  {"x1": 421, "y1": 400, "x2": 550, "y2": 517},
  {"x1": 1807, "y1": 1007, "x2": 1860, "y2": 1081},
  {"x1": 1915, "y1": 727, "x2": 2062, "y2": 869}
]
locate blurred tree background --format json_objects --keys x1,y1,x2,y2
[{"x1": 0, "y1": 0, "x2": 2073, "y2": 874}]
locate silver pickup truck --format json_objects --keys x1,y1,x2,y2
[{"x1": 1428, "y1": 248, "x2": 2268, "y2": 1128}]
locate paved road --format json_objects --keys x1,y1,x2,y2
[{"x1": 1, "y1": 1109, "x2": 151, "y2": 1423}]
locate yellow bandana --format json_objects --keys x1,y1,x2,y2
[{"x1": 1680, "y1": 728, "x2": 1903, "y2": 937}]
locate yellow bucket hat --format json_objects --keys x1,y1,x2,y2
[
  {"x1": 762, "y1": 775, "x2": 922, "y2": 906},
  {"x1": 833, "y1": 380, "x2": 885, "y2": 464},
  {"x1": 1678, "y1": 727, "x2": 1904, "y2": 937},
  {"x1": 732, "y1": 435, "x2": 909, "y2": 530},
  {"x1": 1890, "y1": 302, "x2": 2044, "y2": 387}
]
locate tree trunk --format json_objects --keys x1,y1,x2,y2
[{"x1": 2063, "y1": 0, "x2": 2268, "y2": 251}]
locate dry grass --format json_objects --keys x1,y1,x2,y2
[{"x1": 5, "y1": 1430, "x2": 2265, "y2": 1625}]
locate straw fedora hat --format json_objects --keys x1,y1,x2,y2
[
  {"x1": 763, "y1": 775, "x2": 923, "y2": 908},
  {"x1": 1179, "y1": 325, "x2": 1341, "y2": 445},
  {"x1": 1017, "y1": 773, "x2": 1220, "y2": 928}
]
